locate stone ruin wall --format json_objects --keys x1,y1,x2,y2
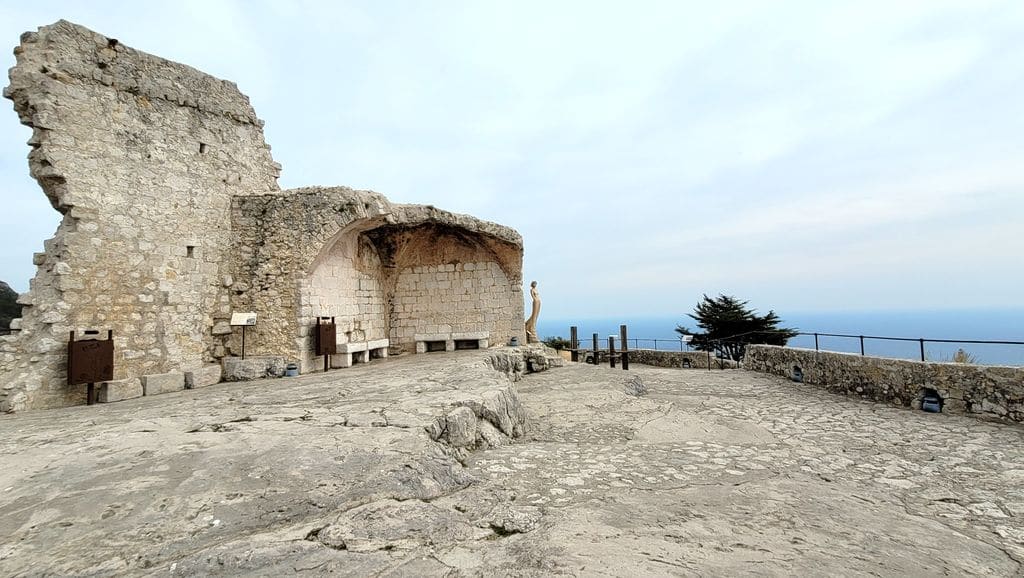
[
  {"x1": 231, "y1": 188, "x2": 524, "y2": 373},
  {"x1": 1, "y1": 21, "x2": 279, "y2": 411},
  {"x1": 589, "y1": 348, "x2": 727, "y2": 369},
  {"x1": 745, "y1": 344, "x2": 1024, "y2": 423},
  {"x1": 1, "y1": 21, "x2": 525, "y2": 411}
]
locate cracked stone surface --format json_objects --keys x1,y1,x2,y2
[{"x1": 2, "y1": 354, "x2": 1023, "y2": 576}]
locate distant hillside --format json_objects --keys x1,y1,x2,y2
[{"x1": 0, "y1": 281, "x2": 23, "y2": 331}]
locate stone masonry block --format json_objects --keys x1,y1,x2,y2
[
  {"x1": 414, "y1": 333, "x2": 450, "y2": 342},
  {"x1": 96, "y1": 378, "x2": 143, "y2": 403},
  {"x1": 338, "y1": 342, "x2": 368, "y2": 353},
  {"x1": 185, "y1": 364, "x2": 222, "y2": 389},
  {"x1": 222, "y1": 356, "x2": 286, "y2": 381},
  {"x1": 331, "y1": 353, "x2": 353, "y2": 368},
  {"x1": 141, "y1": 372, "x2": 185, "y2": 396}
]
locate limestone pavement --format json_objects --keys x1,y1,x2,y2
[{"x1": 2, "y1": 352, "x2": 1023, "y2": 576}]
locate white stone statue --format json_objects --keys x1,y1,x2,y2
[{"x1": 525, "y1": 281, "x2": 541, "y2": 343}]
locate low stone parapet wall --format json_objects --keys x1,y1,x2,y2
[
  {"x1": 744, "y1": 345, "x2": 1024, "y2": 423},
  {"x1": 588, "y1": 348, "x2": 735, "y2": 369}
]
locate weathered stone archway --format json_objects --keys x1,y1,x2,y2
[
  {"x1": 230, "y1": 187, "x2": 524, "y2": 371},
  {"x1": 294, "y1": 218, "x2": 523, "y2": 371}
]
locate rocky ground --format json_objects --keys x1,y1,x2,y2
[{"x1": 2, "y1": 350, "x2": 1023, "y2": 576}]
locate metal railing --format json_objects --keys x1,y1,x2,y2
[
  {"x1": 694, "y1": 330, "x2": 1024, "y2": 365},
  {"x1": 627, "y1": 338, "x2": 694, "y2": 351},
  {"x1": 555, "y1": 328, "x2": 1024, "y2": 366},
  {"x1": 792, "y1": 332, "x2": 1024, "y2": 363}
]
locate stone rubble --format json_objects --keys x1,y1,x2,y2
[
  {"x1": 95, "y1": 377, "x2": 141, "y2": 402},
  {"x1": 183, "y1": 364, "x2": 222, "y2": 389},
  {"x1": 139, "y1": 371, "x2": 184, "y2": 396},
  {"x1": 221, "y1": 356, "x2": 287, "y2": 382}
]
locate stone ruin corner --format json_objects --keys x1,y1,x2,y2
[{"x1": 0, "y1": 20, "x2": 525, "y2": 412}]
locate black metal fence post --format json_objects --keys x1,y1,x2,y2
[
  {"x1": 620, "y1": 324, "x2": 629, "y2": 371},
  {"x1": 608, "y1": 336, "x2": 616, "y2": 369},
  {"x1": 814, "y1": 333, "x2": 819, "y2": 351},
  {"x1": 570, "y1": 326, "x2": 579, "y2": 362},
  {"x1": 859, "y1": 335, "x2": 865, "y2": 356},
  {"x1": 919, "y1": 338, "x2": 926, "y2": 362},
  {"x1": 592, "y1": 333, "x2": 599, "y2": 366}
]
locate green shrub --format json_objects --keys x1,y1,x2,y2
[
  {"x1": 542, "y1": 336, "x2": 571, "y2": 350},
  {"x1": 945, "y1": 348, "x2": 978, "y2": 364}
]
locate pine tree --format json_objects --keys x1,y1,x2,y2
[{"x1": 675, "y1": 294, "x2": 797, "y2": 361}]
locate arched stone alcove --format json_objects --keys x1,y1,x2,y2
[{"x1": 296, "y1": 217, "x2": 522, "y2": 371}]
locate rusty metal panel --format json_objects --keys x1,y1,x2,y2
[
  {"x1": 315, "y1": 318, "x2": 337, "y2": 356},
  {"x1": 68, "y1": 330, "x2": 114, "y2": 385}
]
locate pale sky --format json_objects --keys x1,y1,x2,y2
[{"x1": 1, "y1": 1, "x2": 1022, "y2": 318}]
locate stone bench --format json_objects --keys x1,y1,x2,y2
[
  {"x1": 414, "y1": 331, "x2": 489, "y2": 354},
  {"x1": 331, "y1": 338, "x2": 389, "y2": 368}
]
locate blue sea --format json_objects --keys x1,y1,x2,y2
[{"x1": 537, "y1": 309, "x2": 1024, "y2": 367}]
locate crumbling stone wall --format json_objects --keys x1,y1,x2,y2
[
  {"x1": 2, "y1": 21, "x2": 525, "y2": 411},
  {"x1": 588, "y1": 348, "x2": 726, "y2": 369},
  {"x1": 745, "y1": 345, "x2": 1024, "y2": 423},
  {"x1": 1, "y1": 20, "x2": 279, "y2": 411}
]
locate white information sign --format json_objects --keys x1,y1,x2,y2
[{"x1": 230, "y1": 312, "x2": 257, "y2": 326}]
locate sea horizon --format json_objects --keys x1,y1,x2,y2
[{"x1": 537, "y1": 307, "x2": 1024, "y2": 367}]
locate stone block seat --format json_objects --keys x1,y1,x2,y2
[
  {"x1": 414, "y1": 331, "x2": 490, "y2": 354},
  {"x1": 331, "y1": 338, "x2": 390, "y2": 368}
]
